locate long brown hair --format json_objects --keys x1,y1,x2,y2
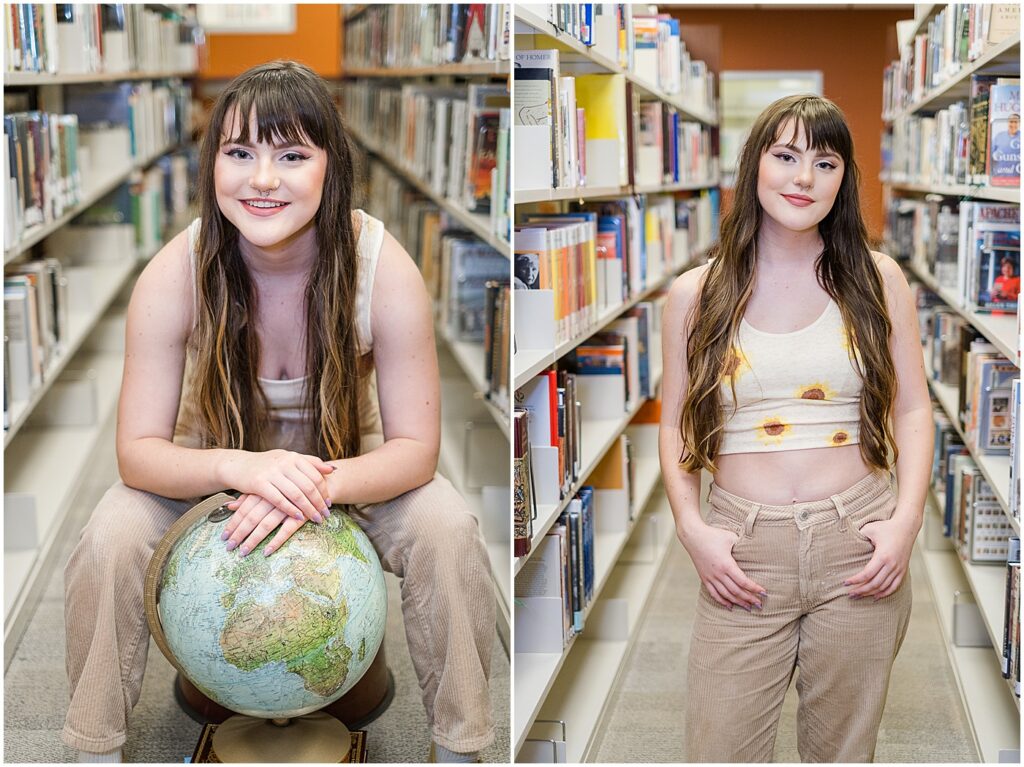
[
  {"x1": 679, "y1": 94, "x2": 896, "y2": 473},
  {"x1": 189, "y1": 60, "x2": 363, "y2": 460}
]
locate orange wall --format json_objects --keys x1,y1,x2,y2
[
  {"x1": 670, "y1": 7, "x2": 913, "y2": 242},
  {"x1": 199, "y1": 5, "x2": 343, "y2": 80}
]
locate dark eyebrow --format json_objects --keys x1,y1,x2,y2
[
  {"x1": 769, "y1": 143, "x2": 840, "y2": 160},
  {"x1": 220, "y1": 138, "x2": 309, "y2": 149}
]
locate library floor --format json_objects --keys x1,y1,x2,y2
[
  {"x1": 3, "y1": 473, "x2": 511, "y2": 763},
  {"x1": 590, "y1": 542, "x2": 979, "y2": 763}
]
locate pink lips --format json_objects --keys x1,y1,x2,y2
[
  {"x1": 782, "y1": 194, "x2": 814, "y2": 208},
  {"x1": 241, "y1": 199, "x2": 290, "y2": 217}
]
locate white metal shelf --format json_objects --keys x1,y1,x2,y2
[
  {"x1": 515, "y1": 486, "x2": 674, "y2": 757},
  {"x1": 513, "y1": 250, "x2": 704, "y2": 390},
  {"x1": 437, "y1": 326, "x2": 509, "y2": 439},
  {"x1": 342, "y1": 62, "x2": 506, "y2": 78},
  {"x1": 517, "y1": 177, "x2": 719, "y2": 204},
  {"x1": 5, "y1": 347, "x2": 125, "y2": 635},
  {"x1": 924, "y1": 358, "x2": 1016, "y2": 531},
  {"x1": 885, "y1": 35, "x2": 1021, "y2": 121},
  {"x1": 4, "y1": 257, "x2": 136, "y2": 446},
  {"x1": 917, "y1": 525, "x2": 1020, "y2": 761},
  {"x1": 346, "y1": 124, "x2": 510, "y2": 254},
  {"x1": 513, "y1": 4, "x2": 717, "y2": 127},
  {"x1": 4, "y1": 208, "x2": 197, "y2": 448},
  {"x1": 881, "y1": 177, "x2": 1020, "y2": 204},
  {"x1": 4, "y1": 69, "x2": 195, "y2": 86},
  {"x1": 514, "y1": 367, "x2": 665, "y2": 575},
  {"x1": 5, "y1": 140, "x2": 185, "y2": 264},
  {"x1": 906, "y1": 261, "x2": 1018, "y2": 363}
]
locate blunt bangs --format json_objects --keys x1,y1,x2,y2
[
  {"x1": 759, "y1": 96, "x2": 852, "y2": 165},
  {"x1": 218, "y1": 67, "x2": 333, "y2": 150}
]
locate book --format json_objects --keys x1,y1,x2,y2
[
  {"x1": 574, "y1": 73, "x2": 628, "y2": 188},
  {"x1": 514, "y1": 409, "x2": 536, "y2": 558},
  {"x1": 988, "y1": 80, "x2": 1020, "y2": 187},
  {"x1": 513, "y1": 49, "x2": 560, "y2": 190}
]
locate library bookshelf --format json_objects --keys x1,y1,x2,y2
[
  {"x1": 512, "y1": 2, "x2": 720, "y2": 759},
  {"x1": 340, "y1": 8, "x2": 512, "y2": 645},
  {"x1": 4, "y1": 2, "x2": 201, "y2": 659},
  {"x1": 883, "y1": 4, "x2": 1021, "y2": 761}
]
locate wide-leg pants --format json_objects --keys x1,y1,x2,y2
[
  {"x1": 62, "y1": 473, "x2": 496, "y2": 754},
  {"x1": 685, "y1": 471, "x2": 913, "y2": 762}
]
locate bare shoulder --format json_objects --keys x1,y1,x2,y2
[
  {"x1": 370, "y1": 228, "x2": 427, "y2": 320},
  {"x1": 870, "y1": 249, "x2": 911, "y2": 293},
  {"x1": 668, "y1": 262, "x2": 710, "y2": 311},
  {"x1": 128, "y1": 226, "x2": 194, "y2": 340}
]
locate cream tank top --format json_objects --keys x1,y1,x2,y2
[
  {"x1": 172, "y1": 210, "x2": 386, "y2": 456},
  {"x1": 718, "y1": 298, "x2": 863, "y2": 454}
]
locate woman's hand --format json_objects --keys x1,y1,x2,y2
[
  {"x1": 680, "y1": 522, "x2": 766, "y2": 611},
  {"x1": 219, "y1": 449, "x2": 335, "y2": 523},
  {"x1": 221, "y1": 493, "x2": 312, "y2": 557},
  {"x1": 845, "y1": 516, "x2": 917, "y2": 600}
]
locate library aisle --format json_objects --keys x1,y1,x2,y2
[
  {"x1": 589, "y1": 535, "x2": 978, "y2": 763},
  {"x1": 4, "y1": 3, "x2": 510, "y2": 763},
  {"x1": 511, "y1": 2, "x2": 1019, "y2": 763}
]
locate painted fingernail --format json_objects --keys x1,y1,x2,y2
[
  {"x1": 743, "y1": 605, "x2": 752, "y2": 612},
  {"x1": 329, "y1": 466, "x2": 337, "y2": 472},
  {"x1": 220, "y1": 531, "x2": 229, "y2": 541},
  {"x1": 225, "y1": 541, "x2": 237, "y2": 551},
  {"x1": 312, "y1": 513, "x2": 323, "y2": 524},
  {"x1": 849, "y1": 594, "x2": 860, "y2": 600},
  {"x1": 323, "y1": 507, "x2": 331, "y2": 517},
  {"x1": 325, "y1": 498, "x2": 332, "y2": 507},
  {"x1": 295, "y1": 513, "x2": 305, "y2": 521},
  {"x1": 759, "y1": 591, "x2": 768, "y2": 597},
  {"x1": 239, "y1": 545, "x2": 249, "y2": 557},
  {"x1": 753, "y1": 603, "x2": 762, "y2": 610},
  {"x1": 843, "y1": 580, "x2": 851, "y2": 586},
  {"x1": 263, "y1": 546, "x2": 273, "y2": 557}
]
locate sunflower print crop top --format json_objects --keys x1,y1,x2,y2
[{"x1": 718, "y1": 298, "x2": 863, "y2": 454}]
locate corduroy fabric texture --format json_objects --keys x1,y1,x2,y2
[
  {"x1": 685, "y1": 471, "x2": 913, "y2": 763},
  {"x1": 62, "y1": 474, "x2": 495, "y2": 755}
]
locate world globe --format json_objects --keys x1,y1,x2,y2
[{"x1": 144, "y1": 493, "x2": 388, "y2": 720}]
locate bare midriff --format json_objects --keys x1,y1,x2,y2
[{"x1": 713, "y1": 443, "x2": 876, "y2": 505}]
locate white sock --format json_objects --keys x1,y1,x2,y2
[
  {"x1": 78, "y1": 748, "x2": 122, "y2": 763},
  {"x1": 434, "y1": 743, "x2": 477, "y2": 763}
]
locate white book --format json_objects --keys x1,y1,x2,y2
[{"x1": 4, "y1": 285, "x2": 33, "y2": 402}]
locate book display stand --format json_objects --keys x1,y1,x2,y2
[
  {"x1": 512, "y1": 4, "x2": 719, "y2": 761},
  {"x1": 340, "y1": 4, "x2": 512, "y2": 645},
  {"x1": 3, "y1": 3, "x2": 201, "y2": 664},
  {"x1": 883, "y1": 4, "x2": 1020, "y2": 762}
]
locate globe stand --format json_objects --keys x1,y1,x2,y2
[{"x1": 210, "y1": 712, "x2": 352, "y2": 763}]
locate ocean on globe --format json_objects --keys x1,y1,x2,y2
[{"x1": 149, "y1": 496, "x2": 387, "y2": 719}]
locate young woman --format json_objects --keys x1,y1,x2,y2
[
  {"x1": 659, "y1": 94, "x2": 932, "y2": 762},
  {"x1": 63, "y1": 61, "x2": 495, "y2": 763}
]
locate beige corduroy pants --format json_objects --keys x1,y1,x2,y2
[
  {"x1": 62, "y1": 473, "x2": 496, "y2": 755},
  {"x1": 685, "y1": 471, "x2": 913, "y2": 763}
]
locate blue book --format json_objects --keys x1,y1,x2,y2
[{"x1": 578, "y1": 486, "x2": 595, "y2": 604}]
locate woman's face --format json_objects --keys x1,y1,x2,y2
[
  {"x1": 756, "y1": 118, "x2": 845, "y2": 235},
  {"x1": 214, "y1": 107, "x2": 328, "y2": 250}
]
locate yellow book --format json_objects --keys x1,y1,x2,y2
[{"x1": 574, "y1": 74, "x2": 628, "y2": 187}]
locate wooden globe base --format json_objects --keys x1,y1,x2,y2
[
  {"x1": 211, "y1": 712, "x2": 351, "y2": 763},
  {"x1": 173, "y1": 641, "x2": 394, "y2": 730}
]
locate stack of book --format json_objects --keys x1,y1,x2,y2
[
  {"x1": 4, "y1": 259, "x2": 69, "y2": 408},
  {"x1": 4, "y1": 3, "x2": 200, "y2": 75},
  {"x1": 888, "y1": 198, "x2": 1019, "y2": 315},
  {"x1": 882, "y1": 3, "x2": 1019, "y2": 116},
  {"x1": 519, "y1": 4, "x2": 716, "y2": 114},
  {"x1": 343, "y1": 4, "x2": 510, "y2": 69},
  {"x1": 342, "y1": 81, "x2": 510, "y2": 224},
  {"x1": 3, "y1": 111, "x2": 82, "y2": 247},
  {"x1": 514, "y1": 192, "x2": 717, "y2": 347},
  {"x1": 363, "y1": 163, "x2": 510, "y2": 416},
  {"x1": 883, "y1": 75, "x2": 1020, "y2": 188}
]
